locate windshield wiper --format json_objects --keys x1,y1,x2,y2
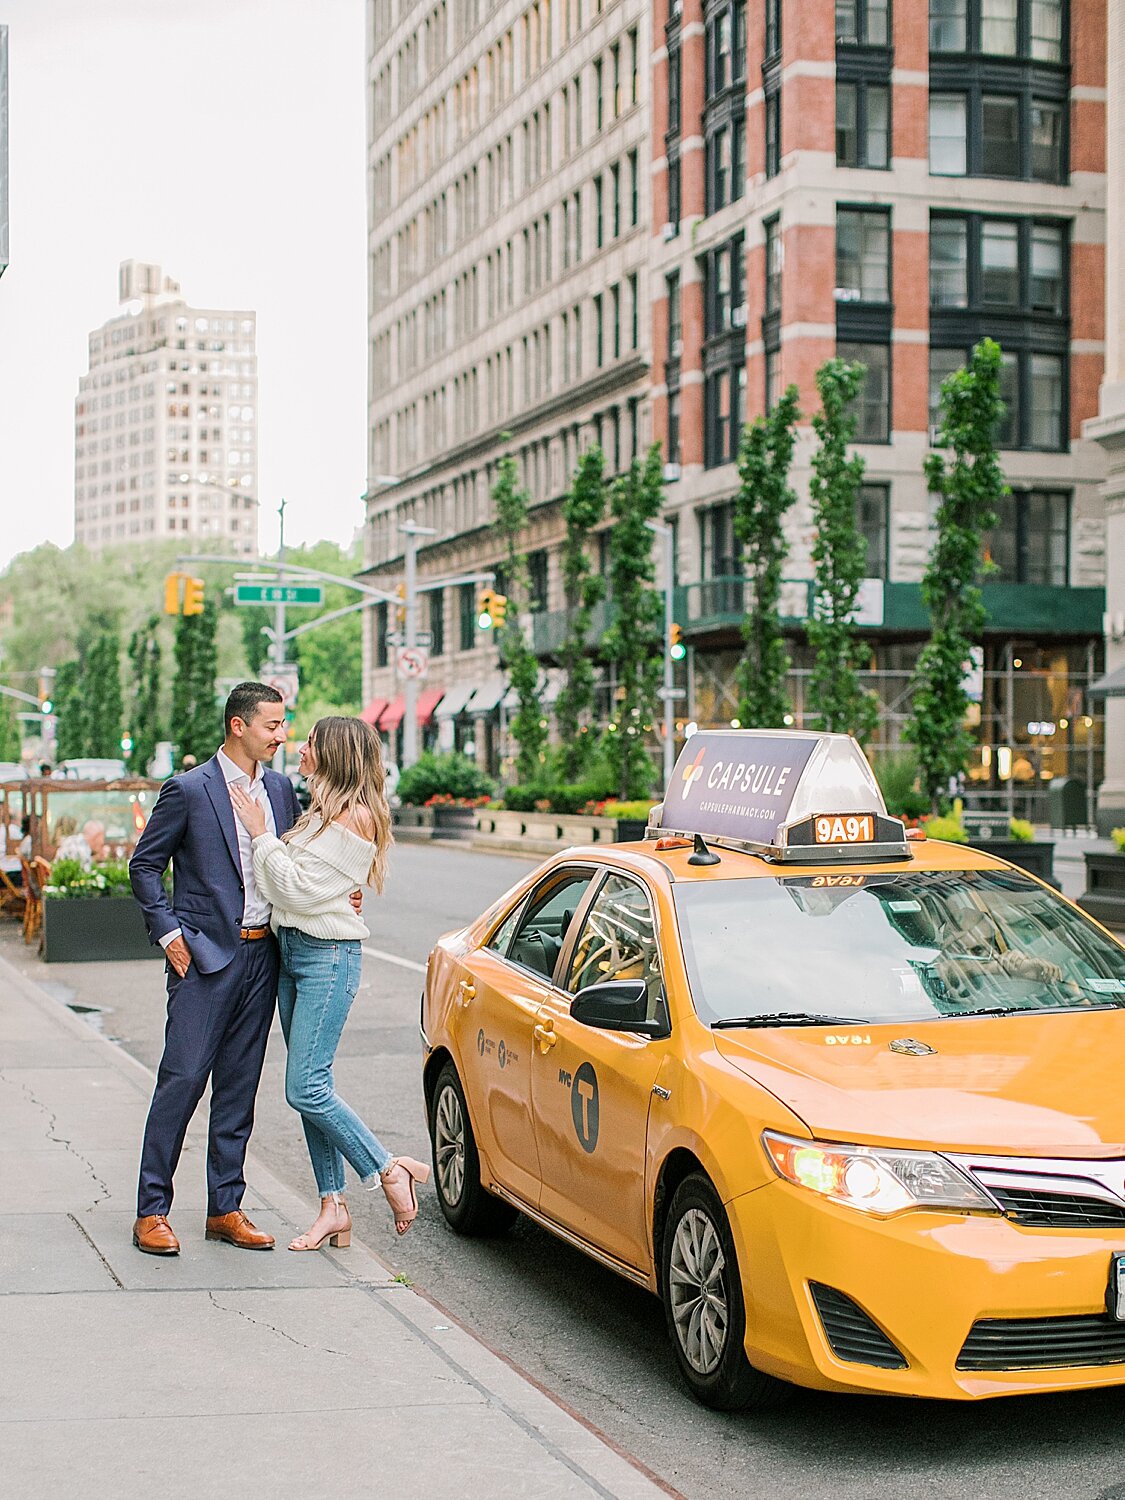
[
  {"x1": 944, "y1": 1002, "x2": 1125, "y2": 1019},
  {"x1": 712, "y1": 1012, "x2": 868, "y2": 1029}
]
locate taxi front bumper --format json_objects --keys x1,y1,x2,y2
[{"x1": 728, "y1": 1179, "x2": 1125, "y2": 1399}]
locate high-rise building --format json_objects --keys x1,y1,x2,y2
[
  {"x1": 365, "y1": 0, "x2": 1109, "y2": 813},
  {"x1": 362, "y1": 0, "x2": 651, "y2": 769},
  {"x1": 74, "y1": 261, "x2": 259, "y2": 553}
]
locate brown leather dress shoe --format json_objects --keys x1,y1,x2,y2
[
  {"x1": 204, "y1": 1209, "x2": 275, "y2": 1250},
  {"x1": 133, "y1": 1215, "x2": 180, "y2": 1256}
]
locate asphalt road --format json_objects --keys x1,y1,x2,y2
[{"x1": 10, "y1": 841, "x2": 1125, "y2": 1500}]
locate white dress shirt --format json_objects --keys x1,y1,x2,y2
[{"x1": 158, "y1": 749, "x2": 278, "y2": 950}]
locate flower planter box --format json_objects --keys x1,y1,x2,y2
[
  {"x1": 474, "y1": 808, "x2": 622, "y2": 855},
  {"x1": 42, "y1": 894, "x2": 163, "y2": 964},
  {"x1": 432, "y1": 804, "x2": 477, "y2": 841},
  {"x1": 966, "y1": 838, "x2": 1057, "y2": 888},
  {"x1": 1077, "y1": 853, "x2": 1125, "y2": 931},
  {"x1": 392, "y1": 806, "x2": 436, "y2": 842}
]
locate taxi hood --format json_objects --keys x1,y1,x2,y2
[{"x1": 713, "y1": 1011, "x2": 1125, "y2": 1156}]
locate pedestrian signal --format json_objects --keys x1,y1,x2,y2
[
  {"x1": 670, "y1": 623, "x2": 686, "y2": 661},
  {"x1": 182, "y1": 577, "x2": 206, "y2": 616}
]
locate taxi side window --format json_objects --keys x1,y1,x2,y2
[
  {"x1": 506, "y1": 871, "x2": 594, "y2": 981},
  {"x1": 485, "y1": 899, "x2": 526, "y2": 958},
  {"x1": 566, "y1": 874, "x2": 668, "y2": 1028}
]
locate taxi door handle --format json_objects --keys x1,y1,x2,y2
[
  {"x1": 533, "y1": 1022, "x2": 557, "y2": 1052},
  {"x1": 458, "y1": 979, "x2": 476, "y2": 1007}
]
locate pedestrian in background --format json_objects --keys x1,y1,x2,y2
[{"x1": 229, "y1": 715, "x2": 429, "y2": 1248}]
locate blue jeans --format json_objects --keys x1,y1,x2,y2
[{"x1": 276, "y1": 927, "x2": 391, "y2": 1196}]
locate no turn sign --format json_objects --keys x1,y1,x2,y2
[{"x1": 397, "y1": 646, "x2": 429, "y2": 679}]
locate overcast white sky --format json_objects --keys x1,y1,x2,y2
[{"x1": 0, "y1": 0, "x2": 368, "y2": 568}]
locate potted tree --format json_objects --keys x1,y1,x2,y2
[{"x1": 41, "y1": 858, "x2": 162, "y2": 963}]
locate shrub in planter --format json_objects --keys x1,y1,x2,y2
[
  {"x1": 41, "y1": 857, "x2": 163, "y2": 963},
  {"x1": 873, "y1": 750, "x2": 931, "y2": 822},
  {"x1": 396, "y1": 752, "x2": 494, "y2": 807},
  {"x1": 1008, "y1": 819, "x2": 1036, "y2": 843},
  {"x1": 925, "y1": 814, "x2": 968, "y2": 844},
  {"x1": 44, "y1": 857, "x2": 135, "y2": 898},
  {"x1": 1112, "y1": 828, "x2": 1125, "y2": 854}
]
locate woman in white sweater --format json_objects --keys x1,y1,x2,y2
[{"x1": 230, "y1": 716, "x2": 429, "y2": 1250}]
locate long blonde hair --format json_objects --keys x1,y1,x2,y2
[{"x1": 283, "y1": 716, "x2": 393, "y2": 892}]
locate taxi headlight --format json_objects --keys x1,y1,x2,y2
[{"x1": 762, "y1": 1131, "x2": 996, "y2": 1217}]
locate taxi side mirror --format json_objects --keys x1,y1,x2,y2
[{"x1": 570, "y1": 981, "x2": 667, "y2": 1038}]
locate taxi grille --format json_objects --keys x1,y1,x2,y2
[
  {"x1": 957, "y1": 1314, "x2": 1125, "y2": 1371},
  {"x1": 809, "y1": 1283, "x2": 908, "y2": 1370},
  {"x1": 986, "y1": 1185, "x2": 1125, "y2": 1229}
]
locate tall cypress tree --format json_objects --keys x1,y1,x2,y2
[
  {"x1": 53, "y1": 659, "x2": 85, "y2": 760},
  {"x1": 734, "y1": 386, "x2": 801, "y2": 728},
  {"x1": 171, "y1": 602, "x2": 222, "y2": 762},
  {"x1": 806, "y1": 359, "x2": 879, "y2": 745},
  {"x1": 127, "y1": 617, "x2": 163, "y2": 775},
  {"x1": 603, "y1": 445, "x2": 663, "y2": 800},
  {"x1": 0, "y1": 694, "x2": 22, "y2": 762},
  {"x1": 491, "y1": 448, "x2": 546, "y2": 785},
  {"x1": 554, "y1": 446, "x2": 607, "y2": 781},
  {"x1": 907, "y1": 338, "x2": 1006, "y2": 811},
  {"x1": 82, "y1": 627, "x2": 125, "y2": 758}
]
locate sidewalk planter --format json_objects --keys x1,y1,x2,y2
[
  {"x1": 1078, "y1": 853, "x2": 1125, "y2": 931},
  {"x1": 391, "y1": 806, "x2": 436, "y2": 842},
  {"x1": 614, "y1": 818, "x2": 650, "y2": 842},
  {"x1": 967, "y1": 838, "x2": 1057, "y2": 888},
  {"x1": 474, "y1": 808, "x2": 622, "y2": 854},
  {"x1": 41, "y1": 894, "x2": 161, "y2": 963},
  {"x1": 432, "y1": 804, "x2": 477, "y2": 841}
]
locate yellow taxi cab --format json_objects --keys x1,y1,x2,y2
[{"x1": 420, "y1": 729, "x2": 1125, "y2": 1409}]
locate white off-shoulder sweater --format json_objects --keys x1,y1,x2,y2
[{"x1": 251, "y1": 817, "x2": 376, "y2": 941}]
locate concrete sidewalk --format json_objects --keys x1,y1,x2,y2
[{"x1": 0, "y1": 950, "x2": 673, "y2": 1500}]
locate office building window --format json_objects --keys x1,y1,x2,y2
[
  {"x1": 595, "y1": 176, "x2": 604, "y2": 247},
  {"x1": 836, "y1": 0, "x2": 889, "y2": 45},
  {"x1": 667, "y1": 389, "x2": 681, "y2": 464},
  {"x1": 836, "y1": 208, "x2": 891, "y2": 303},
  {"x1": 375, "y1": 602, "x2": 389, "y2": 667},
  {"x1": 666, "y1": 272, "x2": 681, "y2": 364},
  {"x1": 611, "y1": 283, "x2": 621, "y2": 358},
  {"x1": 930, "y1": 345, "x2": 1064, "y2": 450},
  {"x1": 837, "y1": 340, "x2": 891, "y2": 441},
  {"x1": 985, "y1": 489, "x2": 1068, "y2": 583},
  {"x1": 667, "y1": 154, "x2": 681, "y2": 229},
  {"x1": 459, "y1": 583, "x2": 476, "y2": 651},
  {"x1": 705, "y1": 116, "x2": 745, "y2": 213},
  {"x1": 929, "y1": 90, "x2": 1066, "y2": 181},
  {"x1": 836, "y1": 81, "x2": 890, "y2": 169},
  {"x1": 858, "y1": 484, "x2": 890, "y2": 578},
  {"x1": 765, "y1": 0, "x2": 781, "y2": 56},
  {"x1": 628, "y1": 149, "x2": 639, "y2": 225},
  {"x1": 765, "y1": 346, "x2": 781, "y2": 408},
  {"x1": 594, "y1": 293, "x2": 604, "y2": 366},
  {"x1": 931, "y1": 0, "x2": 1063, "y2": 59},
  {"x1": 981, "y1": 94, "x2": 1019, "y2": 174},
  {"x1": 611, "y1": 163, "x2": 622, "y2": 236},
  {"x1": 528, "y1": 550, "x2": 549, "y2": 611},
  {"x1": 929, "y1": 94, "x2": 967, "y2": 174},
  {"x1": 704, "y1": 365, "x2": 746, "y2": 467},
  {"x1": 698, "y1": 501, "x2": 738, "y2": 579},
  {"x1": 429, "y1": 587, "x2": 445, "y2": 657},
  {"x1": 703, "y1": 235, "x2": 746, "y2": 336},
  {"x1": 667, "y1": 45, "x2": 681, "y2": 134},
  {"x1": 765, "y1": 216, "x2": 782, "y2": 314},
  {"x1": 765, "y1": 88, "x2": 781, "y2": 176}
]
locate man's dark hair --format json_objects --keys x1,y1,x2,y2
[{"x1": 224, "y1": 681, "x2": 284, "y2": 736}]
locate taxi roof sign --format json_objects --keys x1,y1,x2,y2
[{"x1": 648, "y1": 729, "x2": 910, "y2": 864}]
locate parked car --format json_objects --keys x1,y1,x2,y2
[{"x1": 53, "y1": 758, "x2": 129, "y2": 782}]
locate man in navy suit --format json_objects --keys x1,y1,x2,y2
[{"x1": 129, "y1": 682, "x2": 301, "y2": 1255}]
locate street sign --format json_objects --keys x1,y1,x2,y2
[
  {"x1": 235, "y1": 583, "x2": 324, "y2": 606},
  {"x1": 263, "y1": 665, "x2": 299, "y2": 708},
  {"x1": 386, "y1": 630, "x2": 433, "y2": 648},
  {"x1": 656, "y1": 687, "x2": 687, "y2": 701},
  {"x1": 397, "y1": 646, "x2": 429, "y2": 679}
]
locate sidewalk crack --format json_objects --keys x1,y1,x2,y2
[
  {"x1": 0, "y1": 1069, "x2": 112, "y2": 1208},
  {"x1": 206, "y1": 1291, "x2": 345, "y2": 1356}
]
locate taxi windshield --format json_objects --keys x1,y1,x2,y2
[{"x1": 673, "y1": 869, "x2": 1125, "y2": 1026}]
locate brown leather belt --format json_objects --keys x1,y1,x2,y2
[{"x1": 240, "y1": 925, "x2": 271, "y2": 941}]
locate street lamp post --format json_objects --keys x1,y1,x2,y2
[
  {"x1": 646, "y1": 519, "x2": 677, "y2": 791},
  {"x1": 400, "y1": 521, "x2": 437, "y2": 768}
]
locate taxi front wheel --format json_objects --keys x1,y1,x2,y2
[
  {"x1": 430, "y1": 1062, "x2": 519, "y2": 1237},
  {"x1": 661, "y1": 1174, "x2": 789, "y2": 1412}
]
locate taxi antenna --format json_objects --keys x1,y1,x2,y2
[{"x1": 687, "y1": 833, "x2": 721, "y2": 867}]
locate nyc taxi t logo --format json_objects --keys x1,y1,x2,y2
[{"x1": 558, "y1": 1062, "x2": 600, "y2": 1152}]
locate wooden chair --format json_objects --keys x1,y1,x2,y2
[
  {"x1": 0, "y1": 864, "x2": 25, "y2": 922},
  {"x1": 19, "y1": 857, "x2": 49, "y2": 946}
]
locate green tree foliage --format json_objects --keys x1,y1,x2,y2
[
  {"x1": 907, "y1": 339, "x2": 1007, "y2": 811},
  {"x1": 603, "y1": 446, "x2": 663, "y2": 800},
  {"x1": 396, "y1": 751, "x2": 495, "y2": 806},
  {"x1": 806, "y1": 359, "x2": 879, "y2": 745},
  {"x1": 52, "y1": 660, "x2": 85, "y2": 760},
  {"x1": 127, "y1": 618, "x2": 163, "y2": 775},
  {"x1": 491, "y1": 447, "x2": 547, "y2": 784},
  {"x1": 0, "y1": 693, "x2": 22, "y2": 761},
  {"x1": 554, "y1": 446, "x2": 607, "y2": 780},
  {"x1": 83, "y1": 626, "x2": 125, "y2": 758},
  {"x1": 734, "y1": 386, "x2": 801, "y2": 728},
  {"x1": 171, "y1": 601, "x2": 223, "y2": 761}
]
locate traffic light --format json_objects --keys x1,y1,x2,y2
[
  {"x1": 477, "y1": 588, "x2": 495, "y2": 629},
  {"x1": 669, "y1": 622, "x2": 685, "y2": 661},
  {"x1": 163, "y1": 572, "x2": 184, "y2": 614},
  {"x1": 489, "y1": 592, "x2": 508, "y2": 628},
  {"x1": 182, "y1": 577, "x2": 205, "y2": 616},
  {"x1": 394, "y1": 582, "x2": 407, "y2": 628}
]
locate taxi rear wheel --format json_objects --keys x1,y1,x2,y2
[
  {"x1": 661, "y1": 1174, "x2": 787, "y2": 1411},
  {"x1": 430, "y1": 1062, "x2": 518, "y2": 1236}
]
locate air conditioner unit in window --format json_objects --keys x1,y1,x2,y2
[
  {"x1": 663, "y1": 462, "x2": 682, "y2": 482},
  {"x1": 928, "y1": 425, "x2": 945, "y2": 446},
  {"x1": 731, "y1": 305, "x2": 747, "y2": 328},
  {"x1": 671, "y1": 338, "x2": 683, "y2": 357},
  {"x1": 662, "y1": 221, "x2": 677, "y2": 242}
]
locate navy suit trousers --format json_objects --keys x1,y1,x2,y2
[{"x1": 137, "y1": 936, "x2": 280, "y2": 1218}]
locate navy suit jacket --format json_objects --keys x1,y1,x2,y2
[{"x1": 130, "y1": 755, "x2": 301, "y2": 974}]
